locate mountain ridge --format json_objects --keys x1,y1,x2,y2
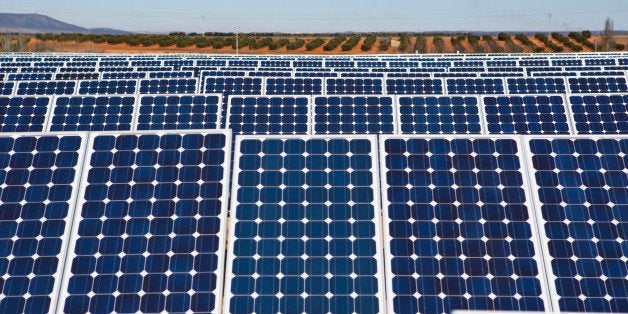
[{"x1": 0, "y1": 13, "x2": 129, "y2": 34}]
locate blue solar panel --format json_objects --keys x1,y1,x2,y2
[
  {"x1": 483, "y1": 95, "x2": 571, "y2": 134},
  {"x1": 77, "y1": 80, "x2": 137, "y2": 95},
  {"x1": 226, "y1": 135, "x2": 386, "y2": 314},
  {"x1": 137, "y1": 94, "x2": 221, "y2": 130},
  {"x1": 506, "y1": 78, "x2": 566, "y2": 94},
  {"x1": 313, "y1": 96, "x2": 395, "y2": 134},
  {"x1": 381, "y1": 135, "x2": 550, "y2": 314},
  {"x1": 138, "y1": 79, "x2": 197, "y2": 94},
  {"x1": 59, "y1": 131, "x2": 230, "y2": 314},
  {"x1": 447, "y1": 79, "x2": 505, "y2": 95},
  {"x1": 0, "y1": 82, "x2": 15, "y2": 96},
  {"x1": 386, "y1": 79, "x2": 444, "y2": 95},
  {"x1": 569, "y1": 94, "x2": 628, "y2": 134},
  {"x1": 0, "y1": 96, "x2": 51, "y2": 133},
  {"x1": 16, "y1": 82, "x2": 75, "y2": 96},
  {"x1": 7, "y1": 74, "x2": 53, "y2": 81},
  {"x1": 569, "y1": 77, "x2": 628, "y2": 93},
  {"x1": 266, "y1": 78, "x2": 323, "y2": 95},
  {"x1": 102, "y1": 72, "x2": 146, "y2": 80},
  {"x1": 204, "y1": 77, "x2": 263, "y2": 95},
  {"x1": 228, "y1": 96, "x2": 310, "y2": 135},
  {"x1": 50, "y1": 96, "x2": 136, "y2": 131},
  {"x1": 526, "y1": 136, "x2": 628, "y2": 312},
  {"x1": 0, "y1": 134, "x2": 86, "y2": 314},
  {"x1": 325, "y1": 79, "x2": 383, "y2": 95},
  {"x1": 398, "y1": 96, "x2": 482, "y2": 134}
]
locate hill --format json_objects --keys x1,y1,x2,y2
[{"x1": 0, "y1": 13, "x2": 129, "y2": 34}]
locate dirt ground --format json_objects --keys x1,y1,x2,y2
[{"x1": 24, "y1": 35, "x2": 625, "y2": 55}]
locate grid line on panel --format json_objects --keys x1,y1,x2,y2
[
  {"x1": 446, "y1": 79, "x2": 505, "y2": 95},
  {"x1": 225, "y1": 135, "x2": 386, "y2": 314},
  {"x1": 227, "y1": 95, "x2": 310, "y2": 135},
  {"x1": 0, "y1": 96, "x2": 51, "y2": 133},
  {"x1": 524, "y1": 136, "x2": 628, "y2": 313},
  {"x1": 385, "y1": 79, "x2": 444, "y2": 95},
  {"x1": 397, "y1": 96, "x2": 482, "y2": 134},
  {"x1": 0, "y1": 133, "x2": 87, "y2": 314},
  {"x1": 59, "y1": 130, "x2": 231, "y2": 314},
  {"x1": 76, "y1": 80, "x2": 138, "y2": 95},
  {"x1": 265, "y1": 78, "x2": 323, "y2": 95},
  {"x1": 138, "y1": 78, "x2": 198, "y2": 94},
  {"x1": 136, "y1": 94, "x2": 221, "y2": 131},
  {"x1": 568, "y1": 77, "x2": 628, "y2": 93},
  {"x1": 379, "y1": 135, "x2": 550, "y2": 314},
  {"x1": 505, "y1": 78, "x2": 567, "y2": 94},
  {"x1": 16, "y1": 81, "x2": 75, "y2": 96},
  {"x1": 325, "y1": 78, "x2": 384, "y2": 95},
  {"x1": 313, "y1": 96, "x2": 395, "y2": 135},
  {"x1": 482, "y1": 95, "x2": 571, "y2": 135},
  {"x1": 49, "y1": 95, "x2": 137, "y2": 132}
]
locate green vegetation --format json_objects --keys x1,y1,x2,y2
[
  {"x1": 466, "y1": 34, "x2": 485, "y2": 53},
  {"x1": 286, "y1": 38, "x2": 305, "y2": 50},
  {"x1": 323, "y1": 35, "x2": 346, "y2": 51},
  {"x1": 497, "y1": 33, "x2": 523, "y2": 53},
  {"x1": 361, "y1": 34, "x2": 377, "y2": 51},
  {"x1": 552, "y1": 33, "x2": 583, "y2": 51},
  {"x1": 482, "y1": 35, "x2": 504, "y2": 53},
  {"x1": 398, "y1": 34, "x2": 412, "y2": 52},
  {"x1": 414, "y1": 35, "x2": 427, "y2": 53},
  {"x1": 433, "y1": 36, "x2": 445, "y2": 53},
  {"x1": 450, "y1": 35, "x2": 465, "y2": 53},
  {"x1": 306, "y1": 38, "x2": 325, "y2": 51},
  {"x1": 515, "y1": 33, "x2": 544, "y2": 52},
  {"x1": 269, "y1": 38, "x2": 289, "y2": 50},
  {"x1": 568, "y1": 32, "x2": 594, "y2": 49},
  {"x1": 535, "y1": 33, "x2": 564, "y2": 52},
  {"x1": 341, "y1": 35, "x2": 361, "y2": 51},
  {"x1": 378, "y1": 37, "x2": 391, "y2": 52}
]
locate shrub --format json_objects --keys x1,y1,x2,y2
[
  {"x1": 450, "y1": 35, "x2": 465, "y2": 53},
  {"x1": 286, "y1": 38, "x2": 305, "y2": 50},
  {"x1": 552, "y1": 33, "x2": 583, "y2": 51},
  {"x1": 398, "y1": 34, "x2": 412, "y2": 52},
  {"x1": 415, "y1": 35, "x2": 427, "y2": 53},
  {"x1": 535, "y1": 33, "x2": 564, "y2": 52},
  {"x1": 433, "y1": 36, "x2": 445, "y2": 53},
  {"x1": 466, "y1": 34, "x2": 485, "y2": 53},
  {"x1": 498, "y1": 33, "x2": 523, "y2": 53},
  {"x1": 378, "y1": 37, "x2": 391, "y2": 51},
  {"x1": 361, "y1": 34, "x2": 377, "y2": 51},
  {"x1": 306, "y1": 38, "x2": 325, "y2": 51},
  {"x1": 269, "y1": 38, "x2": 289, "y2": 50},
  {"x1": 323, "y1": 35, "x2": 346, "y2": 51},
  {"x1": 482, "y1": 35, "x2": 504, "y2": 53},
  {"x1": 568, "y1": 32, "x2": 594, "y2": 49},
  {"x1": 341, "y1": 35, "x2": 361, "y2": 51},
  {"x1": 514, "y1": 33, "x2": 544, "y2": 52}
]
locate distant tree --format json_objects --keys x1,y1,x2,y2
[
  {"x1": 398, "y1": 34, "x2": 412, "y2": 52},
  {"x1": 433, "y1": 36, "x2": 445, "y2": 53},
  {"x1": 378, "y1": 37, "x2": 391, "y2": 52},
  {"x1": 361, "y1": 34, "x2": 377, "y2": 51},
  {"x1": 582, "y1": 30, "x2": 592, "y2": 39},
  {"x1": 306, "y1": 38, "x2": 325, "y2": 51},
  {"x1": 603, "y1": 17, "x2": 615, "y2": 51},
  {"x1": 414, "y1": 35, "x2": 427, "y2": 53}
]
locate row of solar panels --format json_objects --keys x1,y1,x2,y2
[
  {"x1": 0, "y1": 76, "x2": 626, "y2": 98},
  {"x1": 0, "y1": 131, "x2": 626, "y2": 313},
  {"x1": 2, "y1": 93, "x2": 628, "y2": 135}
]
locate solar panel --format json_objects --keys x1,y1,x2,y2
[
  {"x1": 266, "y1": 78, "x2": 323, "y2": 95},
  {"x1": 0, "y1": 96, "x2": 51, "y2": 133},
  {"x1": 385, "y1": 79, "x2": 444, "y2": 95},
  {"x1": 136, "y1": 94, "x2": 221, "y2": 130},
  {"x1": 525, "y1": 136, "x2": 628, "y2": 312},
  {"x1": 0, "y1": 133, "x2": 86, "y2": 314},
  {"x1": 313, "y1": 96, "x2": 395, "y2": 134},
  {"x1": 506, "y1": 78, "x2": 566, "y2": 94},
  {"x1": 7, "y1": 74, "x2": 53, "y2": 81},
  {"x1": 568, "y1": 77, "x2": 628, "y2": 93},
  {"x1": 568, "y1": 94, "x2": 628, "y2": 134},
  {"x1": 204, "y1": 77, "x2": 263, "y2": 95},
  {"x1": 59, "y1": 131, "x2": 231, "y2": 314},
  {"x1": 227, "y1": 96, "x2": 310, "y2": 135},
  {"x1": 447, "y1": 79, "x2": 505, "y2": 95},
  {"x1": 0, "y1": 82, "x2": 15, "y2": 96},
  {"x1": 483, "y1": 95, "x2": 571, "y2": 134},
  {"x1": 225, "y1": 135, "x2": 386, "y2": 314},
  {"x1": 380, "y1": 135, "x2": 550, "y2": 314},
  {"x1": 397, "y1": 96, "x2": 482, "y2": 134},
  {"x1": 49, "y1": 95, "x2": 136, "y2": 131},
  {"x1": 55, "y1": 73, "x2": 99, "y2": 81},
  {"x1": 325, "y1": 79, "x2": 383, "y2": 95},
  {"x1": 16, "y1": 81, "x2": 75, "y2": 96},
  {"x1": 138, "y1": 79, "x2": 198, "y2": 94},
  {"x1": 77, "y1": 80, "x2": 138, "y2": 95}
]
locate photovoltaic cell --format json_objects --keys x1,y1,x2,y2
[
  {"x1": 385, "y1": 79, "x2": 444, "y2": 95},
  {"x1": 16, "y1": 82, "x2": 75, "y2": 96},
  {"x1": 49, "y1": 96, "x2": 136, "y2": 131},
  {"x1": 568, "y1": 77, "x2": 628, "y2": 93},
  {"x1": 447, "y1": 79, "x2": 505, "y2": 95},
  {"x1": 138, "y1": 79, "x2": 198, "y2": 94},
  {"x1": 313, "y1": 96, "x2": 395, "y2": 134},
  {"x1": 227, "y1": 96, "x2": 310, "y2": 135},
  {"x1": 225, "y1": 135, "x2": 386, "y2": 314},
  {"x1": 380, "y1": 135, "x2": 549, "y2": 314},
  {"x1": 0, "y1": 134, "x2": 86, "y2": 314},
  {"x1": 397, "y1": 96, "x2": 482, "y2": 134},
  {"x1": 136, "y1": 94, "x2": 221, "y2": 130},
  {"x1": 525, "y1": 136, "x2": 628, "y2": 312},
  {"x1": 325, "y1": 79, "x2": 383, "y2": 95},
  {"x1": 506, "y1": 78, "x2": 566, "y2": 94},
  {"x1": 0, "y1": 96, "x2": 51, "y2": 133},
  {"x1": 265, "y1": 78, "x2": 323, "y2": 95},
  {"x1": 77, "y1": 80, "x2": 138, "y2": 95},
  {"x1": 569, "y1": 94, "x2": 628, "y2": 134},
  {"x1": 483, "y1": 95, "x2": 571, "y2": 134},
  {"x1": 59, "y1": 131, "x2": 231, "y2": 314}
]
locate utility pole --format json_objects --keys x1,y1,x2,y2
[
  {"x1": 547, "y1": 14, "x2": 551, "y2": 38},
  {"x1": 202, "y1": 15, "x2": 205, "y2": 36},
  {"x1": 235, "y1": 26, "x2": 240, "y2": 55}
]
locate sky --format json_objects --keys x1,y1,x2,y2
[{"x1": 2, "y1": 0, "x2": 628, "y2": 33}]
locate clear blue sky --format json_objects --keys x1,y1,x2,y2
[{"x1": 2, "y1": 0, "x2": 627, "y2": 33}]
